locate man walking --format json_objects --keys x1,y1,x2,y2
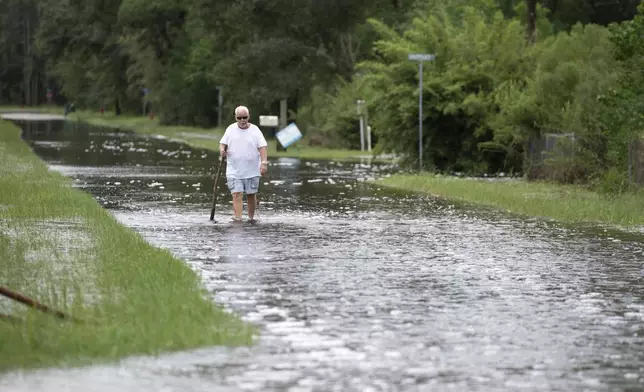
[{"x1": 219, "y1": 105, "x2": 268, "y2": 223}]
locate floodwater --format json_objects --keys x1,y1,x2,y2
[{"x1": 2, "y1": 119, "x2": 644, "y2": 392}]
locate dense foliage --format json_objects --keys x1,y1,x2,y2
[{"x1": 0, "y1": 0, "x2": 642, "y2": 185}]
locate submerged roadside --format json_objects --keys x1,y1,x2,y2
[
  {"x1": 68, "y1": 111, "x2": 390, "y2": 161},
  {"x1": 375, "y1": 174, "x2": 644, "y2": 227},
  {"x1": 12, "y1": 106, "x2": 642, "y2": 228},
  {"x1": 0, "y1": 119, "x2": 253, "y2": 371},
  {"x1": 0, "y1": 106, "x2": 390, "y2": 161}
]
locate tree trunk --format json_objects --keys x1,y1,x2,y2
[
  {"x1": 24, "y1": 14, "x2": 32, "y2": 105},
  {"x1": 32, "y1": 72, "x2": 39, "y2": 105},
  {"x1": 527, "y1": 0, "x2": 537, "y2": 45}
]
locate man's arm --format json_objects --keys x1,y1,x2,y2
[
  {"x1": 258, "y1": 146, "x2": 268, "y2": 174},
  {"x1": 258, "y1": 146, "x2": 267, "y2": 162},
  {"x1": 219, "y1": 143, "x2": 227, "y2": 158}
]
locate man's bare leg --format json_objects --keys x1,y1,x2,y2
[
  {"x1": 232, "y1": 192, "x2": 243, "y2": 220},
  {"x1": 247, "y1": 194, "x2": 257, "y2": 221}
]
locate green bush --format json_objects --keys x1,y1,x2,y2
[
  {"x1": 295, "y1": 80, "x2": 372, "y2": 149},
  {"x1": 591, "y1": 167, "x2": 632, "y2": 195},
  {"x1": 493, "y1": 23, "x2": 621, "y2": 181},
  {"x1": 355, "y1": 2, "x2": 532, "y2": 173}
]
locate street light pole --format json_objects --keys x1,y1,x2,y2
[{"x1": 408, "y1": 53, "x2": 435, "y2": 172}]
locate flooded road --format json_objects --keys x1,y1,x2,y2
[{"x1": 2, "y1": 119, "x2": 644, "y2": 391}]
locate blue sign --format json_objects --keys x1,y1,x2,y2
[{"x1": 276, "y1": 123, "x2": 303, "y2": 148}]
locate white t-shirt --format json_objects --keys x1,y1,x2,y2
[{"x1": 219, "y1": 123, "x2": 267, "y2": 179}]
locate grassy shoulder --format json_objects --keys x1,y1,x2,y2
[
  {"x1": 376, "y1": 173, "x2": 644, "y2": 226},
  {"x1": 1, "y1": 106, "x2": 385, "y2": 161},
  {"x1": 0, "y1": 119, "x2": 253, "y2": 371}
]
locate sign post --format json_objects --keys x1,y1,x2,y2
[
  {"x1": 217, "y1": 86, "x2": 223, "y2": 127},
  {"x1": 367, "y1": 125, "x2": 372, "y2": 152},
  {"x1": 278, "y1": 99, "x2": 288, "y2": 151},
  {"x1": 260, "y1": 115, "x2": 280, "y2": 151},
  {"x1": 408, "y1": 53, "x2": 435, "y2": 171},
  {"x1": 357, "y1": 100, "x2": 365, "y2": 152},
  {"x1": 141, "y1": 87, "x2": 150, "y2": 116}
]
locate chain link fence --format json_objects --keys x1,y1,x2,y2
[
  {"x1": 527, "y1": 133, "x2": 644, "y2": 186},
  {"x1": 526, "y1": 133, "x2": 577, "y2": 180}
]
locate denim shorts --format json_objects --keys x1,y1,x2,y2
[{"x1": 226, "y1": 176, "x2": 260, "y2": 194}]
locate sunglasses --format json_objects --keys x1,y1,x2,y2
[{"x1": 236, "y1": 116, "x2": 248, "y2": 120}]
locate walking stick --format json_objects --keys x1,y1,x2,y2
[
  {"x1": 210, "y1": 149, "x2": 226, "y2": 221},
  {"x1": 0, "y1": 285, "x2": 80, "y2": 322}
]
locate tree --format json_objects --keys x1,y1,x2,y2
[
  {"x1": 527, "y1": 0, "x2": 537, "y2": 44},
  {"x1": 0, "y1": 0, "x2": 44, "y2": 105},
  {"x1": 358, "y1": 2, "x2": 531, "y2": 172},
  {"x1": 491, "y1": 24, "x2": 621, "y2": 182},
  {"x1": 37, "y1": 0, "x2": 132, "y2": 112}
]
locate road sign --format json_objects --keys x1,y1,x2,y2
[
  {"x1": 276, "y1": 123, "x2": 303, "y2": 148},
  {"x1": 259, "y1": 115, "x2": 279, "y2": 127},
  {"x1": 408, "y1": 54, "x2": 436, "y2": 61}
]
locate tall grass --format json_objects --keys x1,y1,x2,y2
[
  {"x1": 377, "y1": 174, "x2": 644, "y2": 226},
  {"x1": 0, "y1": 120, "x2": 253, "y2": 371}
]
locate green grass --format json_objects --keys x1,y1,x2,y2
[
  {"x1": 0, "y1": 119, "x2": 253, "y2": 371},
  {"x1": 376, "y1": 173, "x2": 644, "y2": 226},
  {"x1": 1, "y1": 105, "x2": 390, "y2": 161}
]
